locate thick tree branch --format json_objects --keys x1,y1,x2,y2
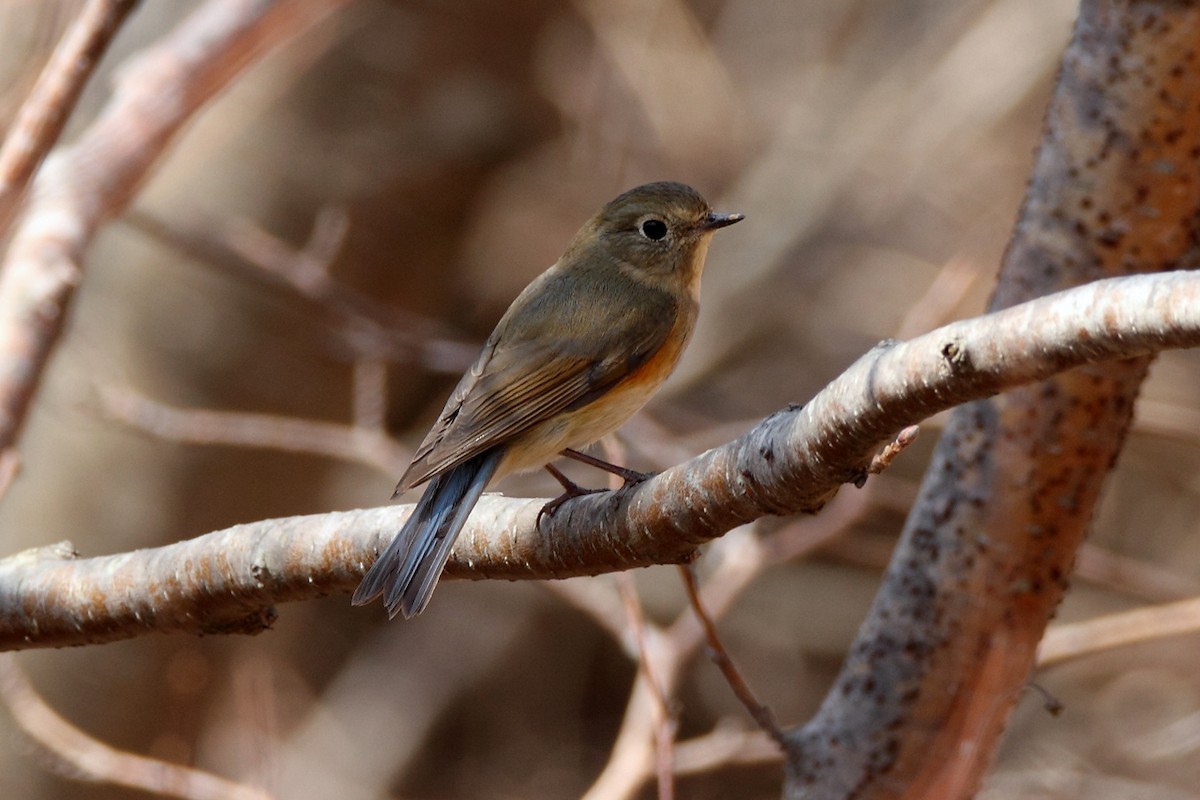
[
  {"x1": 2, "y1": 270, "x2": 1199, "y2": 650},
  {"x1": 785, "y1": 3, "x2": 1200, "y2": 797},
  {"x1": 0, "y1": 0, "x2": 352, "y2": 454}
]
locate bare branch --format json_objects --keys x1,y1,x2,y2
[
  {"x1": 617, "y1": 575, "x2": 677, "y2": 800},
  {"x1": 679, "y1": 564, "x2": 787, "y2": 747},
  {"x1": 3, "y1": 270, "x2": 1200, "y2": 649},
  {"x1": 0, "y1": 0, "x2": 352, "y2": 453},
  {"x1": 125, "y1": 208, "x2": 478, "y2": 372},
  {"x1": 865, "y1": 425, "x2": 919, "y2": 480},
  {"x1": 786, "y1": 3, "x2": 1200, "y2": 796},
  {"x1": 583, "y1": 668, "x2": 680, "y2": 800},
  {"x1": 1037, "y1": 596, "x2": 1200, "y2": 668},
  {"x1": 99, "y1": 384, "x2": 408, "y2": 474},
  {"x1": 0, "y1": 655, "x2": 273, "y2": 800},
  {"x1": 351, "y1": 358, "x2": 388, "y2": 432},
  {"x1": 673, "y1": 725, "x2": 782, "y2": 776},
  {"x1": 542, "y1": 578, "x2": 630, "y2": 647},
  {"x1": 895, "y1": 258, "x2": 981, "y2": 340},
  {"x1": 1074, "y1": 544, "x2": 1200, "y2": 604},
  {"x1": 0, "y1": 0, "x2": 138, "y2": 239},
  {"x1": 0, "y1": 448, "x2": 19, "y2": 501}
]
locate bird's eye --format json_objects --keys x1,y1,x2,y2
[{"x1": 639, "y1": 218, "x2": 668, "y2": 241}]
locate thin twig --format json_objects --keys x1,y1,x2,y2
[
  {"x1": 125, "y1": 208, "x2": 477, "y2": 372},
  {"x1": 0, "y1": 448, "x2": 19, "y2": 502},
  {"x1": 581, "y1": 670, "x2": 676, "y2": 800},
  {"x1": 617, "y1": 574, "x2": 676, "y2": 800},
  {"x1": 1038, "y1": 595, "x2": 1200, "y2": 668},
  {"x1": 542, "y1": 578, "x2": 629, "y2": 646},
  {"x1": 1132, "y1": 398, "x2": 1200, "y2": 446},
  {"x1": 826, "y1": 502, "x2": 1200, "y2": 606},
  {"x1": 895, "y1": 257, "x2": 980, "y2": 340},
  {"x1": 1074, "y1": 543, "x2": 1200, "y2": 603},
  {"x1": 99, "y1": 384, "x2": 408, "y2": 474},
  {"x1": 673, "y1": 724, "x2": 782, "y2": 776},
  {"x1": 866, "y1": 424, "x2": 920, "y2": 478},
  {"x1": 0, "y1": 0, "x2": 139, "y2": 239},
  {"x1": 664, "y1": 527, "x2": 767, "y2": 657},
  {"x1": 678, "y1": 564, "x2": 788, "y2": 748},
  {"x1": 0, "y1": 655, "x2": 273, "y2": 800},
  {"x1": 763, "y1": 476, "x2": 883, "y2": 565},
  {"x1": 351, "y1": 358, "x2": 388, "y2": 432}
]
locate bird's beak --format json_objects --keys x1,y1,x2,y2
[{"x1": 699, "y1": 211, "x2": 745, "y2": 231}]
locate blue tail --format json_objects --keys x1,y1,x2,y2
[{"x1": 353, "y1": 449, "x2": 503, "y2": 619}]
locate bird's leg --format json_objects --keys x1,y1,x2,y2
[
  {"x1": 560, "y1": 448, "x2": 654, "y2": 486},
  {"x1": 538, "y1": 463, "x2": 607, "y2": 527},
  {"x1": 537, "y1": 451, "x2": 656, "y2": 528}
]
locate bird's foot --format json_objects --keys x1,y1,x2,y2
[{"x1": 537, "y1": 463, "x2": 609, "y2": 527}]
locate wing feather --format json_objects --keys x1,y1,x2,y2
[{"x1": 397, "y1": 264, "x2": 679, "y2": 489}]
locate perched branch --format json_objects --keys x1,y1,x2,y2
[
  {"x1": 0, "y1": 0, "x2": 352, "y2": 453},
  {"x1": 2, "y1": 271, "x2": 1200, "y2": 649},
  {"x1": 0, "y1": 0, "x2": 139, "y2": 239}
]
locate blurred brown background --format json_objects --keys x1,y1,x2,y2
[{"x1": 4, "y1": 0, "x2": 1200, "y2": 798}]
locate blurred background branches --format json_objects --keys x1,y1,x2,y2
[{"x1": 2, "y1": 1, "x2": 1200, "y2": 799}]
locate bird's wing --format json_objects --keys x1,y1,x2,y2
[{"x1": 396, "y1": 266, "x2": 680, "y2": 490}]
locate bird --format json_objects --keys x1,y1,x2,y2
[{"x1": 352, "y1": 181, "x2": 743, "y2": 619}]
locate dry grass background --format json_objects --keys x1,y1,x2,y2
[{"x1": 3, "y1": 1, "x2": 1200, "y2": 798}]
